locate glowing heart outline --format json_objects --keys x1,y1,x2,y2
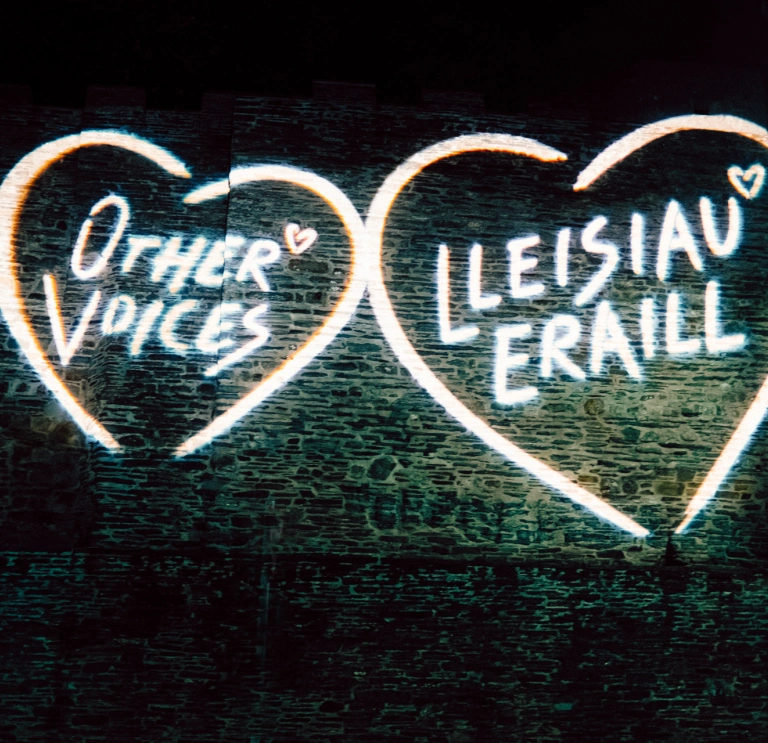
[
  {"x1": 364, "y1": 133, "x2": 651, "y2": 538},
  {"x1": 285, "y1": 222, "x2": 318, "y2": 254},
  {"x1": 727, "y1": 164, "x2": 765, "y2": 200},
  {"x1": 7, "y1": 122, "x2": 768, "y2": 533},
  {"x1": 0, "y1": 131, "x2": 368, "y2": 457},
  {"x1": 574, "y1": 114, "x2": 768, "y2": 533}
]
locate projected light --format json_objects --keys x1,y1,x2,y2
[
  {"x1": 367, "y1": 117, "x2": 768, "y2": 537},
  {"x1": 468, "y1": 243, "x2": 502, "y2": 311},
  {"x1": 0, "y1": 132, "x2": 367, "y2": 458},
  {"x1": 158, "y1": 299, "x2": 198, "y2": 354},
  {"x1": 364, "y1": 133, "x2": 652, "y2": 537},
  {"x1": 700, "y1": 197, "x2": 741, "y2": 257},
  {"x1": 2, "y1": 116, "x2": 767, "y2": 539},
  {"x1": 572, "y1": 114, "x2": 768, "y2": 534},
  {"x1": 590, "y1": 301, "x2": 641, "y2": 379},
  {"x1": 573, "y1": 216, "x2": 618, "y2": 307},
  {"x1": 437, "y1": 244, "x2": 479, "y2": 344},
  {"x1": 102, "y1": 294, "x2": 136, "y2": 336},
  {"x1": 43, "y1": 274, "x2": 101, "y2": 366},
  {"x1": 175, "y1": 164, "x2": 368, "y2": 457},
  {"x1": 727, "y1": 164, "x2": 765, "y2": 199},
  {"x1": 71, "y1": 194, "x2": 130, "y2": 280},
  {"x1": 0, "y1": 130, "x2": 191, "y2": 451},
  {"x1": 540, "y1": 314, "x2": 584, "y2": 381}
]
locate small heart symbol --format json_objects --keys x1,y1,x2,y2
[
  {"x1": 284, "y1": 222, "x2": 318, "y2": 254},
  {"x1": 727, "y1": 163, "x2": 765, "y2": 199}
]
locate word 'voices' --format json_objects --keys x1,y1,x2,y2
[{"x1": 43, "y1": 194, "x2": 317, "y2": 377}]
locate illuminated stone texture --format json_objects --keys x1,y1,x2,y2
[{"x1": 1, "y1": 85, "x2": 768, "y2": 739}]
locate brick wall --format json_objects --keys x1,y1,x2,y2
[{"x1": 1, "y1": 81, "x2": 768, "y2": 739}]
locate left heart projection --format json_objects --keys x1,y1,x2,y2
[{"x1": 9, "y1": 134, "x2": 362, "y2": 455}]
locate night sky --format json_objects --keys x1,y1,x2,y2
[{"x1": 1, "y1": 0, "x2": 765, "y2": 110}]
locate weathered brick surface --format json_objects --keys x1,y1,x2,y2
[
  {"x1": 2, "y1": 553, "x2": 768, "y2": 741},
  {"x1": 1, "y1": 86, "x2": 768, "y2": 738}
]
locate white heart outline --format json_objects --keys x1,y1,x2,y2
[
  {"x1": 574, "y1": 114, "x2": 768, "y2": 533},
  {"x1": 727, "y1": 164, "x2": 765, "y2": 200},
  {"x1": 285, "y1": 222, "x2": 318, "y2": 254},
  {"x1": 0, "y1": 131, "x2": 192, "y2": 451},
  {"x1": 0, "y1": 134, "x2": 368, "y2": 456},
  {"x1": 364, "y1": 133, "x2": 651, "y2": 538},
  {"x1": 175, "y1": 164, "x2": 367, "y2": 456}
]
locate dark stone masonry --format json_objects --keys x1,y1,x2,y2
[{"x1": 1, "y1": 79, "x2": 768, "y2": 740}]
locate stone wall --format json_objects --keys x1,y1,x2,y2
[{"x1": 1, "y1": 82, "x2": 768, "y2": 739}]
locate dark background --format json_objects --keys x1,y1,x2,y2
[
  {"x1": 0, "y1": 0, "x2": 763, "y2": 112},
  {"x1": 4, "y1": 2, "x2": 768, "y2": 742}
]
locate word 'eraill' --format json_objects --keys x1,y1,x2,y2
[{"x1": 437, "y1": 197, "x2": 746, "y2": 404}]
